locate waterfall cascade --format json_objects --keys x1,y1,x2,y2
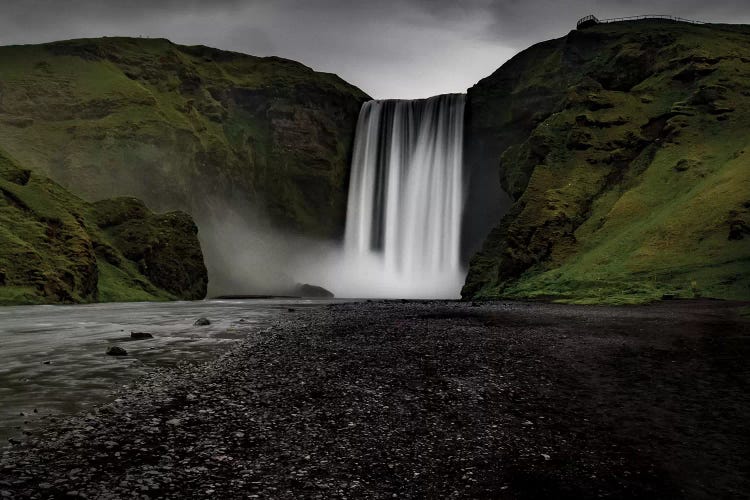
[{"x1": 339, "y1": 94, "x2": 466, "y2": 298}]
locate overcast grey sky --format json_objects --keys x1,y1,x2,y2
[{"x1": 2, "y1": 0, "x2": 750, "y2": 98}]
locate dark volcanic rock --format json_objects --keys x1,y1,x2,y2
[
  {"x1": 193, "y1": 317, "x2": 211, "y2": 326},
  {"x1": 130, "y1": 332, "x2": 154, "y2": 340},
  {"x1": 105, "y1": 346, "x2": 127, "y2": 356},
  {"x1": 294, "y1": 283, "x2": 334, "y2": 298}
]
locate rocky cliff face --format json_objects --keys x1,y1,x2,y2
[
  {"x1": 0, "y1": 37, "x2": 369, "y2": 239},
  {"x1": 463, "y1": 21, "x2": 750, "y2": 303},
  {"x1": 0, "y1": 148, "x2": 207, "y2": 304}
]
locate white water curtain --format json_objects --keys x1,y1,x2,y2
[{"x1": 339, "y1": 94, "x2": 466, "y2": 298}]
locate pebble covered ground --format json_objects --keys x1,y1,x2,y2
[{"x1": 1, "y1": 300, "x2": 749, "y2": 499}]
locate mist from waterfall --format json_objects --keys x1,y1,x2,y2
[{"x1": 332, "y1": 94, "x2": 466, "y2": 298}]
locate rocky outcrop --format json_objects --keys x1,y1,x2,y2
[
  {"x1": 463, "y1": 21, "x2": 750, "y2": 303},
  {"x1": 0, "y1": 148, "x2": 207, "y2": 304},
  {"x1": 294, "y1": 283, "x2": 334, "y2": 298},
  {"x1": 0, "y1": 37, "x2": 370, "y2": 239},
  {"x1": 93, "y1": 198, "x2": 207, "y2": 300}
]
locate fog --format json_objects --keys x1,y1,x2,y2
[{"x1": 197, "y1": 204, "x2": 466, "y2": 300}]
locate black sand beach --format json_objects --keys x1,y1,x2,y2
[{"x1": 1, "y1": 300, "x2": 749, "y2": 499}]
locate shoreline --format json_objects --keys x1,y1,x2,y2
[{"x1": 1, "y1": 300, "x2": 749, "y2": 498}]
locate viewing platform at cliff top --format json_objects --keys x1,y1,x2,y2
[{"x1": 577, "y1": 14, "x2": 706, "y2": 29}]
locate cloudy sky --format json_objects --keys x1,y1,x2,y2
[{"x1": 2, "y1": 0, "x2": 750, "y2": 98}]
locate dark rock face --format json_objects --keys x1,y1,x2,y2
[
  {"x1": 294, "y1": 283, "x2": 334, "y2": 298},
  {"x1": 463, "y1": 21, "x2": 750, "y2": 303}
]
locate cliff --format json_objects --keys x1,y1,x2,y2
[
  {"x1": 463, "y1": 20, "x2": 750, "y2": 303},
  {"x1": 0, "y1": 148, "x2": 207, "y2": 304},
  {"x1": 0, "y1": 37, "x2": 369, "y2": 238}
]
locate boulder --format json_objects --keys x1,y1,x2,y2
[
  {"x1": 294, "y1": 283, "x2": 334, "y2": 298},
  {"x1": 106, "y1": 346, "x2": 128, "y2": 356}
]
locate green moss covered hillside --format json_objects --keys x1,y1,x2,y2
[
  {"x1": 463, "y1": 20, "x2": 750, "y2": 304},
  {"x1": 0, "y1": 148, "x2": 207, "y2": 305},
  {"x1": 0, "y1": 37, "x2": 369, "y2": 238}
]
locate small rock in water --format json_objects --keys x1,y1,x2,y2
[
  {"x1": 294, "y1": 283, "x2": 334, "y2": 298},
  {"x1": 106, "y1": 346, "x2": 128, "y2": 356},
  {"x1": 287, "y1": 308, "x2": 296, "y2": 312},
  {"x1": 194, "y1": 317, "x2": 211, "y2": 326},
  {"x1": 130, "y1": 331, "x2": 154, "y2": 340}
]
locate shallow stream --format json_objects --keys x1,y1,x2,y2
[{"x1": 0, "y1": 298, "x2": 335, "y2": 442}]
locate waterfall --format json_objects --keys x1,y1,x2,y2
[{"x1": 338, "y1": 94, "x2": 466, "y2": 298}]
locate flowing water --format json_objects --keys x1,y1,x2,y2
[
  {"x1": 339, "y1": 94, "x2": 466, "y2": 299},
  {"x1": 0, "y1": 299, "x2": 335, "y2": 443}
]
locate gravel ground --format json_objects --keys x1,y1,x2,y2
[{"x1": 1, "y1": 299, "x2": 749, "y2": 499}]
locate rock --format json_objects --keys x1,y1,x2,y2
[
  {"x1": 288, "y1": 308, "x2": 296, "y2": 313},
  {"x1": 729, "y1": 219, "x2": 750, "y2": 240},
  {"x1": 0, "y1": 150, "x2": 208, "y2": 306},
  {"x1": 294, "y1": 283, "x2": 334, "y2": 298},
  {"x1": 194, "y1": 317, "x2": 211, "y2": 326},
  {"x1": 130, "y1": 331, "x2": 154, "y2": 340},
  {"x1": 106, "y1": 346, "x2": 128, "y2": 356}
]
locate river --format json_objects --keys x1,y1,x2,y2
[{"x1": 0, "y1": 298, "x2": 337, "y2": 443}]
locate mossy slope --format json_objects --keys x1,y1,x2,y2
[
  {"x1": 0, "y1": 37, "x2": 369, "y2": 237},
  {"x1": 0, "y1": 148, "x2": 207, "y2": 304},
  {"x1": 463, "y1": 21, "x2": 750, "y2": 304}
]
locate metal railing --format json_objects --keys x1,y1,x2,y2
[
  {"x1": 577, "y1": 14, "x2": 706, "y2": 29},
  {"x1": 576, "y1": 15, "x2": 600, "y2": 28}
]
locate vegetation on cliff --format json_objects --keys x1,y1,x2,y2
[
  {"x1": 463, "y1": 21, "x2": 750, "y2": 303},
  {"x1": 0, "y1": 148, "x2": 207, "y2": 304},
  {"x1": 0, "y1": 37, "x2": 369, "y2": 238}
]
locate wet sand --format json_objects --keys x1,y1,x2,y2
[{"x1": 1, "y1": 300, "x2": 748, "y2": 499}]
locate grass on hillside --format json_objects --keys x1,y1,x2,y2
[{"x1": 468, "y1": 21, "x2": 750, "y2": 304}]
